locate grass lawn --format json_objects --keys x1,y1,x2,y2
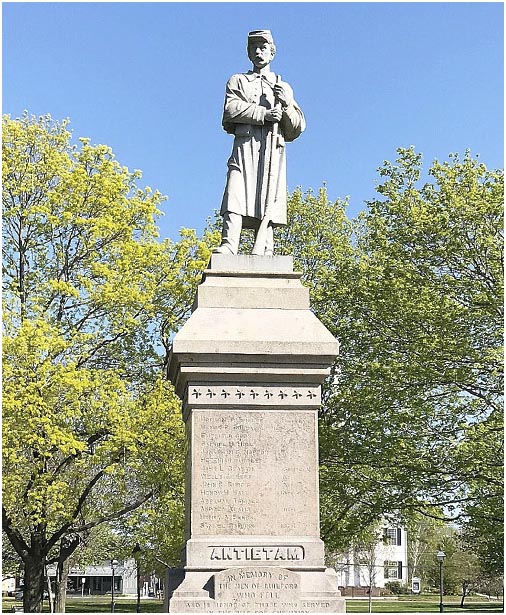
[
  {"x1": 2, "y1": 594, "x2": 503, "y2": 613},
  {"x1": 2, "y1": 596, "x2": 164, "y2": 613},
  {"x1": 346, "y1": 595, "x2": 503, "y2": 613}
]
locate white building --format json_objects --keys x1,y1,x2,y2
[
  {"x1": 10, "y1": 560, "x2": 162, "y2": 598},
  {"x1": 333, "y1": 524, "x2": 408, "y2": 595},
  {"x1": 2, "y1": 577, "x2": 16, "y2": 595},
  {"x1": 46, "y1": 560, "x2": 139, "y2": 596}
]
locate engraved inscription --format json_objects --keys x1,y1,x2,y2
[
  {"x1": 209, "y1": 546, "x2": 304, "y2": 561},
  {"x1": 180, "y1": 599, "x2": 334, "y2": 613},
  {"x1": 178, "y1": 568, "x2": 338, "y2": 612},
  {"x1": 192, "y1": 411, "x2": 318, "y2": 536},
  {"x1": 215, "y1": 567, "x2": 300, "y2": 603}
]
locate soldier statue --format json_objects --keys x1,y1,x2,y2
[{"x1": 214, "y1": 30, "x2": 305, "y2": 256}]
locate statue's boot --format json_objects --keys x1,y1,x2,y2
[
  {"x1": 213, "y1": 211, "x2": 242, "y2": 255},
  {"x1": 213, "y1": 244, "x2": 234, "y2": 254}
]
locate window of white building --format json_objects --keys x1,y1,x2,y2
[
  {"x1": 384, "y1": 560, "x2": 403, "y2": 579},
  {"x1": 383, "y1": 527, "x2": 402, "y2": 546}
]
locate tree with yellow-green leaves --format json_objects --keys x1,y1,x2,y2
[
  {"x1": 276, "y1": 151, "x2": 503, "y2": 577},
  {"x1": 2, "y1": 113, "x2": 218, "y2": 612},
  {"x1": 212, "y1": 156, "x2": 502, "y2": 579},
  {"x1": 5, "y1": 112, "x2": 502, "y2": 609}
]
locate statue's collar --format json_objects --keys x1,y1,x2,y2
[{"x1": 245, "y1": 71, "x2": 277, "y2": 85}]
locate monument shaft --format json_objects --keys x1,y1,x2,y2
[{"x1": 167, "y1": 255, "x2": 345, "y2": 612}]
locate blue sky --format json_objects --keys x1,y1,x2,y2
[{"x1": 3, "y1": 2, "x2": 504, "y2": 241}]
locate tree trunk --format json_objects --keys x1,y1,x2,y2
[
  {"x1": 460, "y1": 581, "x2": 469, "y2": 608},
  {"x1": 136, "y1": 566, "x2": 141, "y2": 613},
  {"x1": 368, "y1": 570, "x2": 373, "y2": 613},
  {"x1": 52, "y1": 535, "x2": 81, "y2": 613},
  {"x1": 54, "y1": 558, "x2": 70, "y2": 613},
  {"x1": 23, "y1": 554, "x2": 45, "y2": 613},
  {"x1": 46, "y1": 566, "x2": 55, "y2": 613}
]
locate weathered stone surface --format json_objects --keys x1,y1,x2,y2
[
  {"x1": 171, "y1": 308, "x2": 337, "y2": 359},
  {"x1": 169, "y1": 264, "x2": 339, "y2": 402},
  {"x1": 185, "y1": 384, "x2": 321, "y2": 408},
  {"x1": 209, "y1": 254, "x2": 294, "y2": 273},
  {"x1": 214, "y1": 29, "x2": 305, "y2": 257},
  {"x1": 215, "y1": 567, "x2": 300, "y2": 601},
  {"x1": 167, "y1": 257, "x2": 345, "y2": 612},
  {"x1": 170, "y1": 567, "x2": 343, "y2": 612},
  {"x1": 191, "y1": 409, "x2": 318, "y2": 536},
  {"x1": 183, "y1": 536, "x2": 325, "y2": 571}
]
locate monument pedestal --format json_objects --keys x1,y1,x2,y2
[{"x1": 167, "y1": 255, "x2": 345, "y2": 613}]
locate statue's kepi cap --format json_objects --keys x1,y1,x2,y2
[{"x1": 248, "y1": 30, "x2": 274, "y2": 44}]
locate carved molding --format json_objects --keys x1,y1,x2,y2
[{"x1": 184, "y1": 385, "x2": 321, "y2": 407}]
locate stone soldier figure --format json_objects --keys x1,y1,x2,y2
[{"x1": 214, "y1": 30, "x2": 306, "y2": 256}]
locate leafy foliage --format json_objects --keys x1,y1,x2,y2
[
  {"x1": 459, "y1": 410, "x2": 504, "y2": 577},
  {"x1": 277, "y1": 151, "x2": 503, "y2": 574},
  {"x1": 2, "y1": 113, "x2": 217, "y2": 611},
  {"x1": 3, "y1": 114, "x2": 502, "y2": 607}
]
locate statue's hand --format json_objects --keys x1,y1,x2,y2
[
  {"x1": 265, "y1": 108, "x2": 283, "y2": 122},
  {"x1": 273, "y1": 84, "x2": 293, "y2": 108}
]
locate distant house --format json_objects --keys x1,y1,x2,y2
[
  {"x1": 2, "y1": 577, "x2": 16, "y2": 595},
  {"x1": 333, "y1": 524, "x2": 408, "y2": 596},
  {"x1": 5, "y1": 560, "x2": 163, "y2": 598},
  {"x1": 45, "y1": 560, "x2": 161, "y2": 597}
]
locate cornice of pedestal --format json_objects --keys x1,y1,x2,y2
[{"x1": 168, "y1": 256, "x2": 339, "y2": 399}]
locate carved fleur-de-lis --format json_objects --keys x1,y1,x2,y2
[
  {"x1": 250, "y1": 390, "x2": 259, "y2": 398},
  {"x1": 278, "y1": 390, "x2": 288, "y2": 399},
  {"x1": 191, "y1": 388, "x2": 202, "y2": 398},
  {"x1": 307, "y1": 390, "x2": 317, "y2": 399},
  {"x1": 264, "y1": 390, "x2": 273, "y2": 398},
  {"x1": 206, "y1": 389, "x2": 216, "y2": 398},
  {"x1": 236, "y1": 390, "x2": 245, "y2": 398},
  {"x1": 221, "y1": 389, "x2": 230, "y2": 398},
  {"x1": 293, "y1": 390, "x2": 303, "y2": 399}
]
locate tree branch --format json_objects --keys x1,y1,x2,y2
[
  {"x1": 75, "y1": 490, "x2": 154, "y2": 533},
  {"x1": 2, "y1": 507, "x2": 30, "y2": 561}
]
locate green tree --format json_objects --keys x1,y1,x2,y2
[
  {"x1": 2, "y1": 531, "x2": 24, "y2": 583},
  {"x1": 2, "y1": 114, "x2": 215, "y2": 612},
  {"x1": 406, "y1": 513, "x2": 445, "y2": 585},
  {"x1": 275, "y1": 150, "x2": 503, "y2": 561},
  {"x1": 116, "y1": 493, "x2": 185, "y2": 577},
  {"x1": 416, "y1": 526, "x2": 482, "y2": 601},
  {"x1": 352, "y1": 149, "x2": 503, "y2": 562},
  {"x1": 353, "y1": 523, "x2": 383, "y2": 613},
  {"x1": 459, "y1": 409, "x2": 504, "y2": 578},
  {"x1": 46, "y1": 523, "x2": 128, "y2": 611}
]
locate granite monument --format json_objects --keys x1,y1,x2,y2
[{"x1": 166, "y1": 30, "x2": 345, "y2": 613}]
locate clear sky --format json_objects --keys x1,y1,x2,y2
[{"x1": 3, "y1": 2, "x2": 504, "y2": 241}]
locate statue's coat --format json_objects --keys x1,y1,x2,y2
[{"x1": 220, "y1": 71, "x2": 305, "y2": 228}]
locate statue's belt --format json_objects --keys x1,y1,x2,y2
[{"x1": 234, "y1": 123, "x2": 285, "y2": 147}]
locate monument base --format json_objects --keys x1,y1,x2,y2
[
  {"x1": 167, "y1": 256, "x2": 345, "y2": 613},
  {"x1": 168, "y1": 566, "x2": 345, "y2": 613}
]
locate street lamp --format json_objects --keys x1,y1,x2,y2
[
  {"x1": 111, "y1": 559, "x2": 119, "y2": 613},
  {"x1": 132, "y1": 544, "x2": 142, "y2": 613},
  {"x1": 437, "y1": 550, "x2": 446, "y2": 613}
]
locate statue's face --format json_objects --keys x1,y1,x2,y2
[{"x1": 248, "y1": 39, "x2": 273, "y2": 68}]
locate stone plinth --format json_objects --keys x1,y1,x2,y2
[{"x1": 167, "y1": 255, "x2": 345, "y2": 613}]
